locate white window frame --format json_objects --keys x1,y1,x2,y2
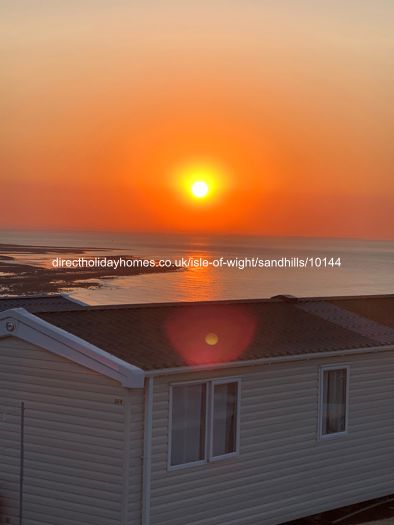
[
  {"x1": 318, "y1": 365, "x2": 350, "y2": 440},
  {"x1": 168, "y1": 377, "x2": 241, "y2": 471}
]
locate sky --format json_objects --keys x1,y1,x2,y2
[{"x1": 1, "y1": 0, "x2": 393, "y2": 238}]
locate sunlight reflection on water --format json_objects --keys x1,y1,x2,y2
[{"x1": 73, "y1": 250, "x2": 394, "y2": 306}]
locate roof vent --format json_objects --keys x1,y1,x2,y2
[{"x1": 270, "y1": 294, "x2": 298, "y2": 303}]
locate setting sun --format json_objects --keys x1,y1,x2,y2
[
  {"x1": 191, "y1": 181, "x2": 209, "y2": 198},
  {"x1": 175, "y1": 161, "x2": 227, "y2": 206}
]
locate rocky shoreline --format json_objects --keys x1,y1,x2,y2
[{"x1": 0, "y1": 244, "x2": 180, "y2": 295}]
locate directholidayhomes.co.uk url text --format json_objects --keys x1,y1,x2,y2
[{"x1": 52, "y1": 256, "x2": 342, "y2": 271}]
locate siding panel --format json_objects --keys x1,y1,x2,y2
[
  {"x1": 149, "y1": 352, "x2": 394, "y2": 525},
  {"x1": 0, "y1": 337, "x2": 128, "y2": 525}
]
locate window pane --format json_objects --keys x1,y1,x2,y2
[
  {"x1": 171, "y1": 384, "x2": 206, "y2": 466},
  {"x1": 322, "y1": 369, "x2": 347, "y2": 435},
  {"x1": 212, "y1": 382, "x2": 238, "y2": 457}
]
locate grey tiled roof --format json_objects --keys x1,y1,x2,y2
[
  {"x1": 0, "y1": 294, "x2": 85, "y2": 313},
  {"x1": 330, "y1": 296, "x2": 394, "y2": 329},
  {"x1": 298, "y1": 301, "x2": 394, "y2": 345},
  {"x1": 34, "y1": 295, "x2": 394, "y2": 371}
]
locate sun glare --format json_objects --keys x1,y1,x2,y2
[
  {"x1": 175, "y1": 161, "x2": 225, "y2": 203},
  {"x1": 191, "y1": 181, "x2": 209, "y2": 198}
]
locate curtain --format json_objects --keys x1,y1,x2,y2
[
  {"x1": 212, "y1": 382, "x2": 238, "y2": 456},
  {"x1": 171, "y1": 383, "x2": 206, "y2": 466},
  {"x1": 322, "y1": 369, "x2": 347, "y2": 434}
]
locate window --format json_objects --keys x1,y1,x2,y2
[
  {"x1": 211, "y1": 381, "x2": 239, "y2": 458},
  {"x1": 319, "y1": 366, "x2": 349, "y2": 438},
  {"x1": 170, "y1": 383, "x2": 207, "y2": 467},
  {"x1": 169, "y1": 379, "x2": 240, "y2": 468}
]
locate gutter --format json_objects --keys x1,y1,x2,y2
[
  {"x1": 145, "y1": 344, "x2": 394, "y2": 377},
  {"x1": 142, "y1": 376, "x2": 154, "y2": 525}
]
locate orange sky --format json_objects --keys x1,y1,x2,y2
[{"x1": 1, "y1": 1, "x2": 393, "y2": 239}]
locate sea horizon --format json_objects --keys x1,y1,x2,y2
[{"x1": 1, "y1": 228, "x2": 394, "y2": 244}]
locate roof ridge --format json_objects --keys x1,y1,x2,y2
[{"x1": 34, "y1": 293, "x2": 394, "y2": 314}]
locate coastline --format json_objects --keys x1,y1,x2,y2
[{"x1": 0, "y1": 243, "x2": 180, "y2": 296}]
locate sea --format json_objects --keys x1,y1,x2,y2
[{"x1": 1, "y1": 230, "x2": 393, "y2": 305}]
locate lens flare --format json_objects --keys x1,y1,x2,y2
[
  {"x1": 205, "y1": 332, "x2": 219, "y2": 345},
  {"x1": 165, "y1": 305, "x2": 256, "y2": 365}
]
